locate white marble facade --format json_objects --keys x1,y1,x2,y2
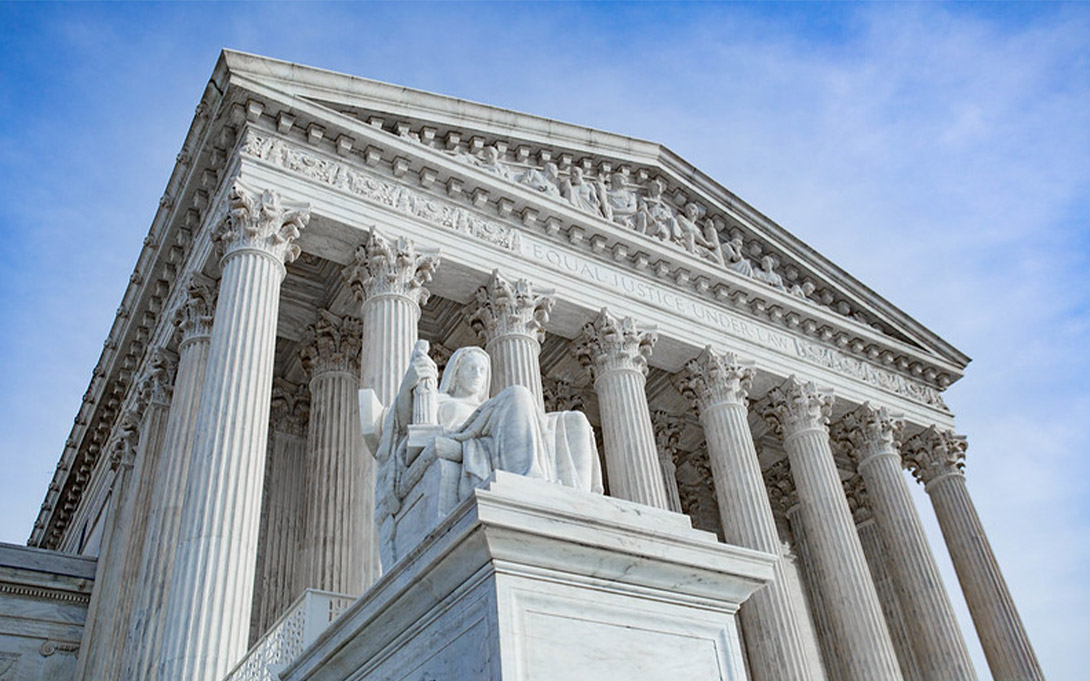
[{"x1": 21, "y1": 50, "x2": 1045, "y2": 681}]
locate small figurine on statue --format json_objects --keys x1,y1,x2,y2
[{"x1": 367, "y1": 340, "x2": 603, "y2": 569}]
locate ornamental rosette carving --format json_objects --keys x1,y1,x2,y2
[
  {"x1": 212, "y1": 180, "x2": 310, "y2": 266},
  {"x1": 763, "y1": 459, "x2": 798, "y2": 515},
  {"x1": 343, "y1": 230, "x2": 440, "y2": 307},
  {"x1": 468, "y1": 270, "x2": 555, "y2": 344},
  {"x1": 842, "y1": 474, "x2": 873, "y2": 525},
  {"x1": 902, "y1": 427, "x2": 967, "y2": 486},
  {"x1": 681, "y1": 346, "x2": 754, "y2": 412},
  {"x1": 762, "y1": 376, "x2": 833, "y2": 437},
  {"x1": 542, "y1": 376, "x2": 583, "y2": 412},
  {"x1": 135, "y1": 347, "x2": 177, "y2": 409},
  {"x1": 299, "y1": 310, "x2": 363, "y2": 378},
  {"x1": 173, "y1": 277, "x2": 217, "y2": 343},
  {"x1": 270, "y1": 378, "x2": 310, "y2": 437},
  {"x1": 575, "y1": 308, "x2": 657, "y2": 380},
  {"x1": 832, "y1": 403, "x2": 904, "y2": 465}
]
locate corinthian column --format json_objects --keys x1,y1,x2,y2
[
  {"x1": 903, "y1": 428, "x2": 1045, "y2": 681},
  {"x1": 841, "y1": 475, "x2": 923, "y2": 681},
  {"x1": 75, "y1": 409, "x2": 142, "y2": 681},
  {"x1": 343, "y1": 230, "x2": 439, "y2": 407},
  {"x1": 159, "y1": 182, "x2": 308, "y2": 681},
  {"x1": 683, "y1": 348, "x2": 815, "y2": 681},
  {"x1": 469, "y1": 270, "x2": 554, "y2": 406},
  {"x1": 123, "y1": 278, "x2": 215, "y2": 681},
  {"x1": 763, "y1": 377, "x2": 903, "y2": 681},
  {"x1": 576, "y1": 309, "x2": 667, "y2": 508},
  {"x1": 836, "y1": 406, "x2": 977, "y2": 681},
  {"x1": 251, "y1": 379, "x2": 309, "y2": 640},
  {"x1": 651, "y1": 410, "x2": 684, "y2": 513},
  {"x1": 298, "y1": 310, "x2": 371, "y2": 594}
]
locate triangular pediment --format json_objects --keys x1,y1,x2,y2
[{"x1": 216, "y1": 50, "x2": 969, "y2": 380}]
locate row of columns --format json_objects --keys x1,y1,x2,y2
[{"x1": 95, "y1": 180, "x2": 1042, "y2": 681}]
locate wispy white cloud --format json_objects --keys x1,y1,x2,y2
[{"x1": 0, "y1": 3, "x2": 1085, "y2": 679}]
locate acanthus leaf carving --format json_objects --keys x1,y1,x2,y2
[
  {"x1": 575, "y1": 308, "x2": 657, "y2": 380},
  {"x1": 342, "y1": 229, "x2": 439, "y2": 307},
  {"x1": 270, "y1": 378, "x2": 310, "y2": 438},
  {"x1": 212, "y1": 179, "x2": 310, "y2": 266},
  {"x1": 468, "y1": 270, "x2": 555, "y2": 344},
  {"x1": 832, "y1": 403, "x2": 904, "y2": 465},
  {"x1": 762, "y1": 375, "x2": 834, "y2": 437},
  {"x1": 173, "y1": 276, "x2": 218, "y2": 343},
  {"x1": 682, "y1": 346, "x2": 755, "y2": 412},
  {"x1": 902, "y1": 427, "x2": 967, "y2": 486},
  {"x1": 299, "y1": 310, "x2": 363, "y2": 377}
]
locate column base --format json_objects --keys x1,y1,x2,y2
[{"x1": 285, "y1": 472, "x2": 774, "y2": 681}]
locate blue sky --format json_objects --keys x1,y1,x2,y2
[{"x1": 1, "y1": 2, "x2": 1087, "y2": 679}]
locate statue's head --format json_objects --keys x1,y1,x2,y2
[{"x1": 439, "y1": 346, "x2": 491, "y2": 403}]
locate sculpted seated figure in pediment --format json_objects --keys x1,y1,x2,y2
[{"x1": 373, "y1": 342, "x2": 603, "y2": 567}]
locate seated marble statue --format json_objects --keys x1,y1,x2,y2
[{"x1": 375, "y1": 343, "x2": 603, "y2": 545}]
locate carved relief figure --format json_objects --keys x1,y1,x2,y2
[
  {"x1": 788, "y1": 280, "x2": 816, "y2": 301},
  {"x1": 723, "y1": 235, "x2": 755, "y2": 277},
  {"x1": 561, "y1": 166, "x2": 605, "y2": 217},
  {"x1": 636, "y1": 178, "x2": 677, "y2": 240},
  {"x1": 601, "y1": 172, "x2": 638, "y2": 227},
  {"x1": 516, "y1": 161, "x2": 562, "y2": 198},
  {"x1": 754, "y1": 255, "x2": 786, "y2": 290},
  {"x1": 474, "y1": 146, "x2": 510, "y2": 180}
]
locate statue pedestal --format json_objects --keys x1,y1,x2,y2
[{"x1": 284, "y1": 472, "x2": 774, "y2": 681}]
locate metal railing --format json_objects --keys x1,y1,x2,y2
[{"x1": 223, "y1": 589, "x2": 355, "y2": 681}]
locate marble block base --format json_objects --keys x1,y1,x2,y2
[{"x1": 285, "y1": 472, "x2": 775, "y2": 681}]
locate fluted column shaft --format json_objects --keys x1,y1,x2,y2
[
  {"x1": 300, "y1": 311, "x2": 368, "y2": 594},
  {"x1": 854, "y1": 516, "x2": 923, "y2": 681},
  {"x1": 841, "y1": 407, "x2": 977, "y2": 681},
  {"x1": 577, "y1": 310, "x2": 667, "y2": 508},
  {"x1": 469, "y1": 271, "x2": 554, "y2": 407},
  {"x1": 75, "y1": 414, "x2": 141, "y2": 681},
  {"x1": 251, "y1": 380, "x2": 308, "y2": 640},
  {"x1": 123, "y1": 280, "x2": 214, "y2": 681},
  {"x1": 80, "y1": 348, "x2": 176, "y2": 681},
  {"x1": 905, "y1": 429, "x2": 1044, "y2": 681},
  {"x1": 159, "y1": 183, "x2": 308, "y2": 681},
  {"x1": 684, "y1": 348, "x2": 814, "y2": 681},
  {"x1": 766, "y1": 378, "x2": 903, "y2": 681}
]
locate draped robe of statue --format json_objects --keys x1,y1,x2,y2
[{"x1": 374, "y1": 345, "x2": 603, "y2": 567}]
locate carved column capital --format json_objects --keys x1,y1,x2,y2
[
  {"x1": 682, "y1": 346, "x2": 754, "y2": 412},
  {"x1": 270, "y1": 378, "x2": 310, "y2": 438},
  {"x1": 542, "y1": 377, "x2": 584, "y2": 412},
  {"x1": 842, "y1": 474, "x2": 874, "y2": 525},
  {"x1": 173, "y1": 276, "x2": 217, "y2": 344},
  {"x1": 762, "y1": 376, "x2": 833, "y2": 437},
  {"x1": 108, "y1": 410, "x2": 142, "y2": 472},
  {"x1": 212, "y1": 180, "x2": 310, "y2": 267},
  {"x1": 575, "y1": 308, "x2": 657, "y2": 381},
  {"x1": 468, "y1": 270, "x2": 555, "y2": 344},
  {"x1": 299, "y1": 310, "x2": 362, "y2": 378},
  {"x1": 903, "y1": 427, "x2": 967, "y2": 486},
  {"x1": 832, "y1": 403, "x2": 904, "y2": 466},
  {"x1": 652, "y1": 410, "x2": 685, "y2": 464},
  {"x1": 342, "y1": 230, "x2": 439, "y2": 308},
  {"x1": 762, "y1": 459, "x2": 798, "y2": 515},
  {"x1": 135, "y1": 347, "x2": 177, "y2": 410}
]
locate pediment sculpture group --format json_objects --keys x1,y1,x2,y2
[{"x1": 450, "y1": 144, "x2": 817, "y2": 302}]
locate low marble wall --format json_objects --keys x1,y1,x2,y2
[{"x1": 0, "y1": 543, "x2": 95, "y2": 681}]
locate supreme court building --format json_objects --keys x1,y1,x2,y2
[{"x1": 5, "y1": 51, "x2": 1045, "y2": 681}]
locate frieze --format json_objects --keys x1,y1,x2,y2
[
  {"x1": 523, "y1": 239, "x2": 946, "y2": 411},
  {"x1": 241, "y1": 132, "x2": 520, "y2": 252}
]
